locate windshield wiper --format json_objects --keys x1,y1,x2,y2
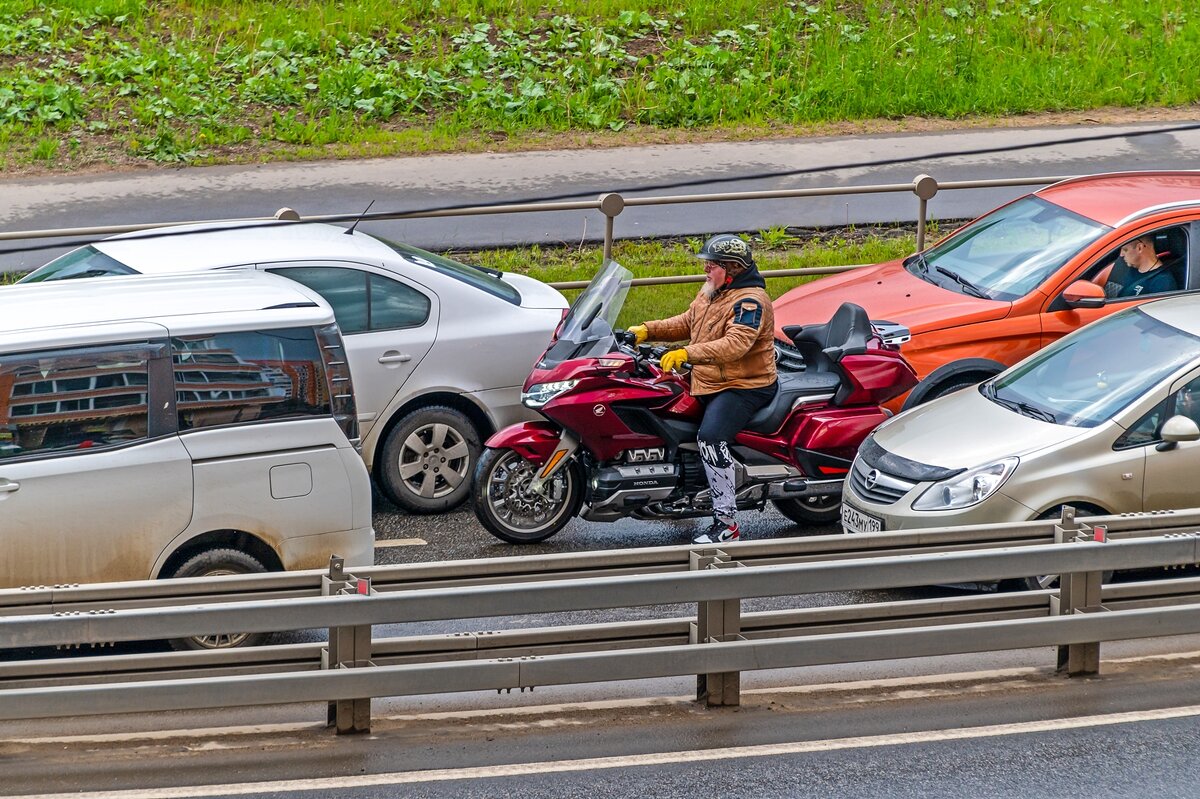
[
  {"x1": 985, "y1": 387, "x2": 1058, "y2": 424},
  {"x1": 935, "y1": 266, "x2": 990, "y2": 299}
]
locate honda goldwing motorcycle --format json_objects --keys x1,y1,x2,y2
[{"x1": 472, "y1": 260, "x2": 918, "y2": 543}]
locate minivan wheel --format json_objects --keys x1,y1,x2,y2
[
  {"x1": 379, "y1": 405, "x2": 481, "y2": 514},
  {"x1": 167, "y1": 548, "x2": 268, "y2": 650},
  {"x1": 772, "y1": 495, "x2": 842, "y2": 526}
]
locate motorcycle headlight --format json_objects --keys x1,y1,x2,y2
[
  {"x1": 522, "y1": 379, "x2": 579, "y2": 408},
  {"x1": 911, "y1": 457, "x2": 1018, "y2": 511}
]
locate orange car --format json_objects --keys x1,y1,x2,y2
[{"x1": 774, "y1": 171, "x2": 1200, "y2": 410}]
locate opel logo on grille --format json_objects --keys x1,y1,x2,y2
[{"x1": 864, "y1": 469, "x2": 881, "y2": 490}]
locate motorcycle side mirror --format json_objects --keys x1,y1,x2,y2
[{"x1": 1063, "y1": 279, "x2": 1106, "y2": 309}]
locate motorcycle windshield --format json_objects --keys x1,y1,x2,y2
[{"x1": 539, "y1": 260, "x2": 633, "y2": 365}]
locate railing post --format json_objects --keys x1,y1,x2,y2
[
  {"x1": 1053, "y1": 508, "x2": 1106, "y2": 676},
  {"x1": 321, "y1": 556, "x2": 375, "y2": 734},
  {"x1": 912, "y1": 174, "x2": 939, "y2": 252},
  {"x1": 598, "y1": 193, "x2": 625, "y2": 262},
  {"x1": 690, "y1": 548, "x2": 745, "y2": 707}
]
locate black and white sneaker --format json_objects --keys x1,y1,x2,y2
[{"x1": 692, "y1": 519, "x2": 740, "y2": 545}]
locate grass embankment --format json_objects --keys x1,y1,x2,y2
[
  {"x1": 1, "y1": 1, "x2": 1196, "y2": 171},
  {"x1": 468, "y1": 226, "x2": 916, "y2": 326}
]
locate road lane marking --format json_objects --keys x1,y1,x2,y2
[
  {"x1": 373, "y1": 538, "x2": 427, "y2": 547},
  {"x1": 15, "y1": 702, "x2": 1200, "y2": 798}
]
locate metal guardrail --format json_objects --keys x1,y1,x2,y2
[
  {"x1": 4, "y1": 509, "x2": 1200, "y2": 731},
  {"x1": 0, "y1": 173, "x2": 1074, "y2": 276}
]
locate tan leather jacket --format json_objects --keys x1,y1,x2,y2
[{"x1": 644, "y1": 268, "x2": 777, "y2": 396}]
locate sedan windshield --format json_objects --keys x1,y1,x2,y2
[
  {"x1": 907, "y1": 196, "x2": 1109, "y2": 302},
  {"x1": 985, "y1": 307, "x2": 1200, "y2": 427},
  {"x1": 18, "y1": 246, "x2": 137, "y2": 283}
]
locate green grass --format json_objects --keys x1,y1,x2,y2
[
  {"x1": 461, "y1": 228, "x2": 916, "y2": 327},
  {"x1": 1, "y1": 1, "x2": 1196, "y2": 169}
]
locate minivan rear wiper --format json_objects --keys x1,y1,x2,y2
[{"x1": 935, "y1": 266, "x2": 990, "y2": 299}]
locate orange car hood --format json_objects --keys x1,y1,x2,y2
[{"x1": 773, "y1": 259, "x2": 1013, "y2": 336}]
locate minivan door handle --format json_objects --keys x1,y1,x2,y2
[
  {"x1": 0, "y1": 480, "x2": 19, "y2": 494},
  {"x1": 378, "y1": 351, "x2": 412, "y2": 364}
]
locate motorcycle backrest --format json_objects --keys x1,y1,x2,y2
[{"x1": 782, "y1": 302, "x2": 872, "y2": 373}]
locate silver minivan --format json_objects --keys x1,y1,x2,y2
[{"x1": 0, "y1": 270, "x2": 374, "y2": 643}]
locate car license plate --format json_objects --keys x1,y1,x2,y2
[{"x1": 841, "y1": 501, "x2": 883, "y2": 534}]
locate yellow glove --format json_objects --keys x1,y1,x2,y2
[
  {"x1": 660, "y1": 348, "x2": 688, "y2": 373},
  {"x1": 628, "y1": 324, "x2": 648, "y2": 345}
]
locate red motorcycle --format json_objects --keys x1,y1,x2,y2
[{"x1": 472, "y1": 261, "x2": 918, "y2": 543}]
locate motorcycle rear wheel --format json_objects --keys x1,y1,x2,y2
[
  {"x1": 772, "y1": 495, "x2": 842, "y2": 526},
  {"x1": 473, "y1": 447, "x2": 584, "y2": 543}
]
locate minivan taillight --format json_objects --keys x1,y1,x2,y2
[{"x1": 315, "y1": 323, "x2": 359, "y2": 447}]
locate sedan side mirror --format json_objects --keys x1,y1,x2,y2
[
  {"x1": 1062, "y1": 279, "x2": 1106, "y2": 309},
  {"x1": 1156, "y1": 414, "x2": 1200, "y2": 451}
]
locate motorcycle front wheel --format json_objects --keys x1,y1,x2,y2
[{"x1": 472, "y1": 447, "x2": 585, "y2": 543}]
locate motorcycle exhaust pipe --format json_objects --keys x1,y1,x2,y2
[{"x1": 768, "y1": 478, "x2": 844, "y2": 500}]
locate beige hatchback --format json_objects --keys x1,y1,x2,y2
[{"x1": 842, "y1": 295, "x2": 1200, "y2": 538}]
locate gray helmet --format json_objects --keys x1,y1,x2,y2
[{"x1": 696, "y1": 234, "x2": 754, "y2": 270}]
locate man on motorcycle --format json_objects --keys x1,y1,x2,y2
[{"x1": 629, "y1": 234, "x2": 778, "y2": 544}]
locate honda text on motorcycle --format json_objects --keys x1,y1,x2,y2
[{"x1": 472, "y1": 261, "x2": 918, "y2": 543}]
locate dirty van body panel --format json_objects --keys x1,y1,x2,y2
[
  {"x1": 0, "y1": 436, "x2": 194, "y2": 588},
  {"x1": 171, "y1": 419, "x2": 358, "y2": 571}
]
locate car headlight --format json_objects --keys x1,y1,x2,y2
[
  {"x1": 911, "y1": 457, "x2": 1018, "y2": 511},
  {"x1": 522, "y1": 380, "x2": 579, "y2": 408}
]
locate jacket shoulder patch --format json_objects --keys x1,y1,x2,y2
[{"x1": 732, "y1": 299, "x2": 763, "y2": 328}]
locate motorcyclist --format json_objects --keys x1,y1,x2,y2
[{"x1": 628, "y1": 234, "x2": 778, "y2": 544}]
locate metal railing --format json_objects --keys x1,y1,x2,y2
[
  {"x1": 0, "y1": 173, "x2": 1074, "y2": 281},
  {"x1": 5, "y1": 508, "x2": 1200, "y2": 732}
]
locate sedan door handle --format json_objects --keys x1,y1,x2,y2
[
  {"x1": 0, "y1": 481, "x2": 19, "y2": 494},
  {"x1": 378, "y1": 352, "x2": 412, "y2": 364}
]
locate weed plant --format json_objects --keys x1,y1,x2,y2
[{"x1": 0, "y1": 1, "x2": 1197, "y2": 169}]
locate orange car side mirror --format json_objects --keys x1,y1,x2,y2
[{"x1": 1063, "y1": 279, "x2": 1106, "y2": 309}]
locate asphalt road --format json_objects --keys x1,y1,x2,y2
[
  {"x1": 4, "y1": 122, "x2": 1200, "y2": 273},
  {"x1": 8, "y1": 641, "x2": 1200, "y2": 798}
]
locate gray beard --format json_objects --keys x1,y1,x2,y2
[{"x1": 701, "y1": 280, "x2": 720, "y2": 299}]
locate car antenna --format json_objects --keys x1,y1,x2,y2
[{"x1": 344, "y1": 200, "x2": 376, "y2": 235}]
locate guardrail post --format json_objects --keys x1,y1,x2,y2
[
  {"x1": 321, "y1": 556, "x2": 375, "y2": 734},
  {"x1": 912, "y1": 175, "x2": 939, "y2": 252},
  {"x1": 598, "y1": 193, "x2": 625, "y2": 262},
  {"x1": 1053, "y1": 508, "x2": 1106, "y2": 676},
  {"x1": 690, "y1": 548, "x2": 745, "y2": 707}
]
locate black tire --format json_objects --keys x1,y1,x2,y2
[
  {"x1": 772, "y1": 495, "x2": 842, "y2": 526},
  {"x1": 923, "y1": 376, "x2": 985, "y2": 403},
  {"x1": 1020, "y1": 505, "x2": 1113, "y2": 591},
  {"x1": 167, "y1": 548, "x2": 268, "y2": 650},
  {"x1": 379, "y1": 405, "x2": 481, "y2": 514},
  {"x1": 472, "y1": 447, "x2": 584, "y2": 544}
]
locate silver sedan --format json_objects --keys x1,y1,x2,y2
[{"x1": 19, "y1": 221, "x2": 569, "y2": 513}]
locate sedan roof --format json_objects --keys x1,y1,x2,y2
[
  {"x1": 96, "y1": 221, "x2": 394, "y2": 273},
  {"x1": 1037, "y1": 171, "x2": 1200, "y2": 227}
]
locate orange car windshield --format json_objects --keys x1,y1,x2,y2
[{"x1": 908, "y1": 196, "x2": 1109, "y2": 302}]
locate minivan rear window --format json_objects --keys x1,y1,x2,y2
[{"x1": 173, "y1": 328, "x2": 331, "y2": 431}]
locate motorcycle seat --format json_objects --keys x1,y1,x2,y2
[{"x1": 743, "y1": 371, "x2": 841, "y2": 434}]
